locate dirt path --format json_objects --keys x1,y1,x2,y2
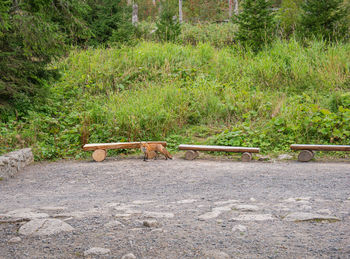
[{"x1": 1, "y1": 158, "x2": 350, "y2": 258}]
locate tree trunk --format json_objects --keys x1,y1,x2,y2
[
  {"x1": 228, "y1": 0, "x2": 233, "y2": 18},
  {"x1": 132, "y1": 3, "x2": 138, "y2": 25},
  {"x1": 234, "y1": 0, "x2": 239, "y2": 15},
  {"x1": 179, "y1": 0, "x2": 183, "y2": 23}
]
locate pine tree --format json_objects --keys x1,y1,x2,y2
[
  {"x1": 234, "y1": 0, "x2": 275, "y2": 52},
  {"x1": 298, "y1": 0, "x2": 349, "y2": 42},
  {"x1": 0, "y1": 0, "x2": 90, "y2": 118},
  {"x1": 156, "y1": 1, "x2": 181, "y2": 42}
]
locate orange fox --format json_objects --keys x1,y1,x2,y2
[{"x1": 140, "y1": 142, "x2": 173, "y2": 161}]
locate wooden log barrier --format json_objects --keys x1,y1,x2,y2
[
  {"x1": 291, "y1": 144, "x2": 350, "y2": 162},
  {"x1": 83, "y1": 141, "x2": 167, "y2": 162},
  {"x1": 178, "y1": 144, "x2": 259, "y2": 162}
]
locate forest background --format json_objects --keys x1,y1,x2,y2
[{"x1": 0, "y1": 0, "x2": 349, "y2": 160}]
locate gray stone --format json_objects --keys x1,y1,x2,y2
[
  {"x1": 143, "y1": 211, "x2": 174, "y2": 218},
  {"x1": 176, "y1": 199, "x2": 197, "y2": 204},
  {"x1": 1, "y1": 208, "x2": 49, "y2": 220},
  {"x1": 203, "y1": 250, "x2": 230, "y2": 259},
  {"x1": 104, "y1": 220, "x2": 124, "y2": 228},
  {"x1": 143, "y1": 219, "x2": 159, "y2": 228},
  {"x1": 284, "y1": 212, "x2": 340, "y2": 222},
  {"x1": 232, "y1": 224, "x2": 247, "y2": 232},
  {"x1": 84, "y1": 247, "x2": 111, "y2": 256},
  {"x1": 316, "y1": 209, "x2": 332, "y2": 215},
  {"x1": 277, "y1": 154, "x2": 293, "y2": 160},
  {"x1": 8, "y1": 237, "x2": 22, "y2": 243},
  {"x1": 230, "y1": 214, "x2": 274, "y2": 221},
  {"x1": 121, "y1": 253, "x2": 136, "y2": 259},
  {"x1": 299, "y1": 205, "x2": 312, "y2": 211},
  {"x1": 234, "y1": 205, "x2": 259, "y2": 212},
  {"x1": 19, "y1": 219, "x2": 74, "y2": 236},
  {"x1": 0, "y1": 148, "x2": 34, "y2": 180}
]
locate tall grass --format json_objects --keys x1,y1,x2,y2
[{"x1": 1, "y1": 40, "x2": 349, "y2": 159}]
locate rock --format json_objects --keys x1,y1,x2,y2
[
  {"x1": 84, "y1": 247, "x2": 111, "y2": 256},
  {"x1": 284, "y1": 212, "x2": 340, "y2": 222},
  {"x1": 19, "y1": 219, "x2": 74, "y2": 236},
  {"x1": 114, "y1": 213, "x2": 132, "y2": 218},
  {"x1": 203, "y1": 250, "x2": 230, "y2": 259},
  {"x1": 143, "y1": 219, "x2": 159, "y2": 228},
  {"x1": 230, "y1": 214, "x2": 274, "y2": 221},
  {"x1": 316, "y1": 209, "x2": 332, "y2": 215},
  {"x1": 104, "y1": 220, "x2": 124, "y2": 228},
  {"x1": 277, "y1": 154, "x2": 293, "y2": 160},
  {"x1": 39, "y1": 207, "x2": 66, "y2": 212},
  {"x1": 8, "y1": 237, "x2": 21, "y2": 243},
  {"x1": 232, "y1": 225, "x2": 247, "y2": 232},
  {"x1": 176, "y1": 199, "x2": 197, "y2": 204},
  {"x1": 256, "y1": 155, "x2": 270, "y2": 161},
  {"x1": 121, "y1": 253, "x2": 136, "y2": 259},
  {"x1": 234, "y1": 205, "x2": 259, "y2": 212},
  {"x1": 143, "y1": 211, "x2": 174, "y2": 218},
  {"x1": 249, "y1": 198, "x2": 256, "y2": 202},
  {"x1": 198, "y1": 211, "x2": 221, "y2": 220},
  {"x1": 299, "y1": 205, "x2": 312, "y2": 211},
  {"x1": 132, "y1": 200, "x2": 154, "y2": 205},
  {"x1": 1, "y1": 208, "x2": 49, "y2": 220},
  {"x1": 214, "y1": 200, "x2": 239, "y2": 206},
  {"x1": 0, "y1": 148, "x2": 34, "y2": 180}
]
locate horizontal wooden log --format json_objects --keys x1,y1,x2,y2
[
  {"x1": 83, "y1": 141, "x2": 167, "y2": 151},
  {"x1": 290, "y1": 144, "x2": 350, "y2": 152},
  {"x1": 178, "y1": 144, "x2": 260, "y2": 153}
]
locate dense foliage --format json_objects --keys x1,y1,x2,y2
[
  {"x1": 234, "y1": 0, "x2": 275, "y2": 51},
  {"x1": 1, "y1": 40, "x2": 349, "y2": 159},
  {"x1": 298, "y1": 0, "x2": 349, "y2": 42},
  {"x1": 156, "y1": 1, "x2": 181, "y2": 42},
  {"x1": 85, "y1": 0, "x2": 134, "y2": 45},
  {"x1": 0, "y1": 0, "x2": 90, "y2": 119}
]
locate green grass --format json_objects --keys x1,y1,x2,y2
[{"x1": 1, "y1": 39, "x2": 349, "y2": 160}]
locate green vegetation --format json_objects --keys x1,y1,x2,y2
[
  {"x1": 298, "y1": 0, "x2": 349, "y2": 42},
  {"x1": 1, "y1": 40, "x2": 349, "y2": 160},
  {"x1": 233, "y1": 0, "x2": 275, "y2": 51},
  {"x1": 156, "y1": 1, "x2": 181, "y2": 42}
]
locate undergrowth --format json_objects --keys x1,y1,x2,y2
[{"x1": 1, "y1": 39, "x2": 349, "y2": 160}]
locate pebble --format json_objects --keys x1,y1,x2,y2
[
  {"x1": 143, "y1": 219, "x2": 159, "y2": 228},
  {"x1": 299, "y1": 205, "x2": 312, "y2": 211},
  {"x1": 283, "y1": 212, "x2": 340, "y2": 222},
  {"x1": 121, "y1": 253, "x2": 136, "y2": 259},
  {"x1": 176, "y1": 199, "x2": 197, "y2": 204},
  {"x1": 83, "y1": 247, "x2": 111, "y2": 256},
  {"x1": 277, "y1": 154, "x2": 293, "y2": 160},
  {"x1": 8, "y1": 237, "x2": 22, "y2": 243},
  {"x1": 316, "y1": 209, "x2": 332, "y2": 215},
  {"x1": 234, "y1": 205, "x2": 259, "y2": 212},
  {"x1": 232, "y1": 224, "x2": 247, "y2": 232},
  {"x1": 230, "y1": 214, "x2": 274, "y2": 221},
  {"x1": 203, "y1": 250, "x2": 230, "y2": 259},
  {"x1": 104, "y1": 220, "x2": 124, "y2": 228},
  {"x1": 143, "y1": 211, "x2": 174, "y2": 218}
]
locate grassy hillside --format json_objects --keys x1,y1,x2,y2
[{"x1": 1, "y1": 40, "x2": 349, "y2": 160}]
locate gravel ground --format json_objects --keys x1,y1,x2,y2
[{"x1": 0, "y1": 156, "x2": 350, "y2": 259}]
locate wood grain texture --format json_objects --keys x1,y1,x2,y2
[
  {"x1": 92, "y1": 149, "x2": 106, "y2": 162},
  {"x1": 291, "y1": 144, "x2": 350, "y2": 151},
  {"x1": 184, "y1": 150, "x2": 199, "y2": 160},
  {"x1": 83, "y1": 141, "x2": 167, "y2": 151},
  {"x1": 178, "y1": 144, "x2": 260, "y2": 153},
  {"x1": 298, "y1": 150, "x2": 315, "y2": 162}
]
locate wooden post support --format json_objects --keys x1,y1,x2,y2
[
  {"x1": 298, "y1": 150, "x2": 314, "y2": 162},
  {"x1": 241, "y1": 152, "x2": 252, "y2": 162},
  {"x1": 92, "y1": 149, "x2": 107, "y2": 162},
  {"x1": 185, "y1": 150, "x2": 199, "y2": 160}
]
